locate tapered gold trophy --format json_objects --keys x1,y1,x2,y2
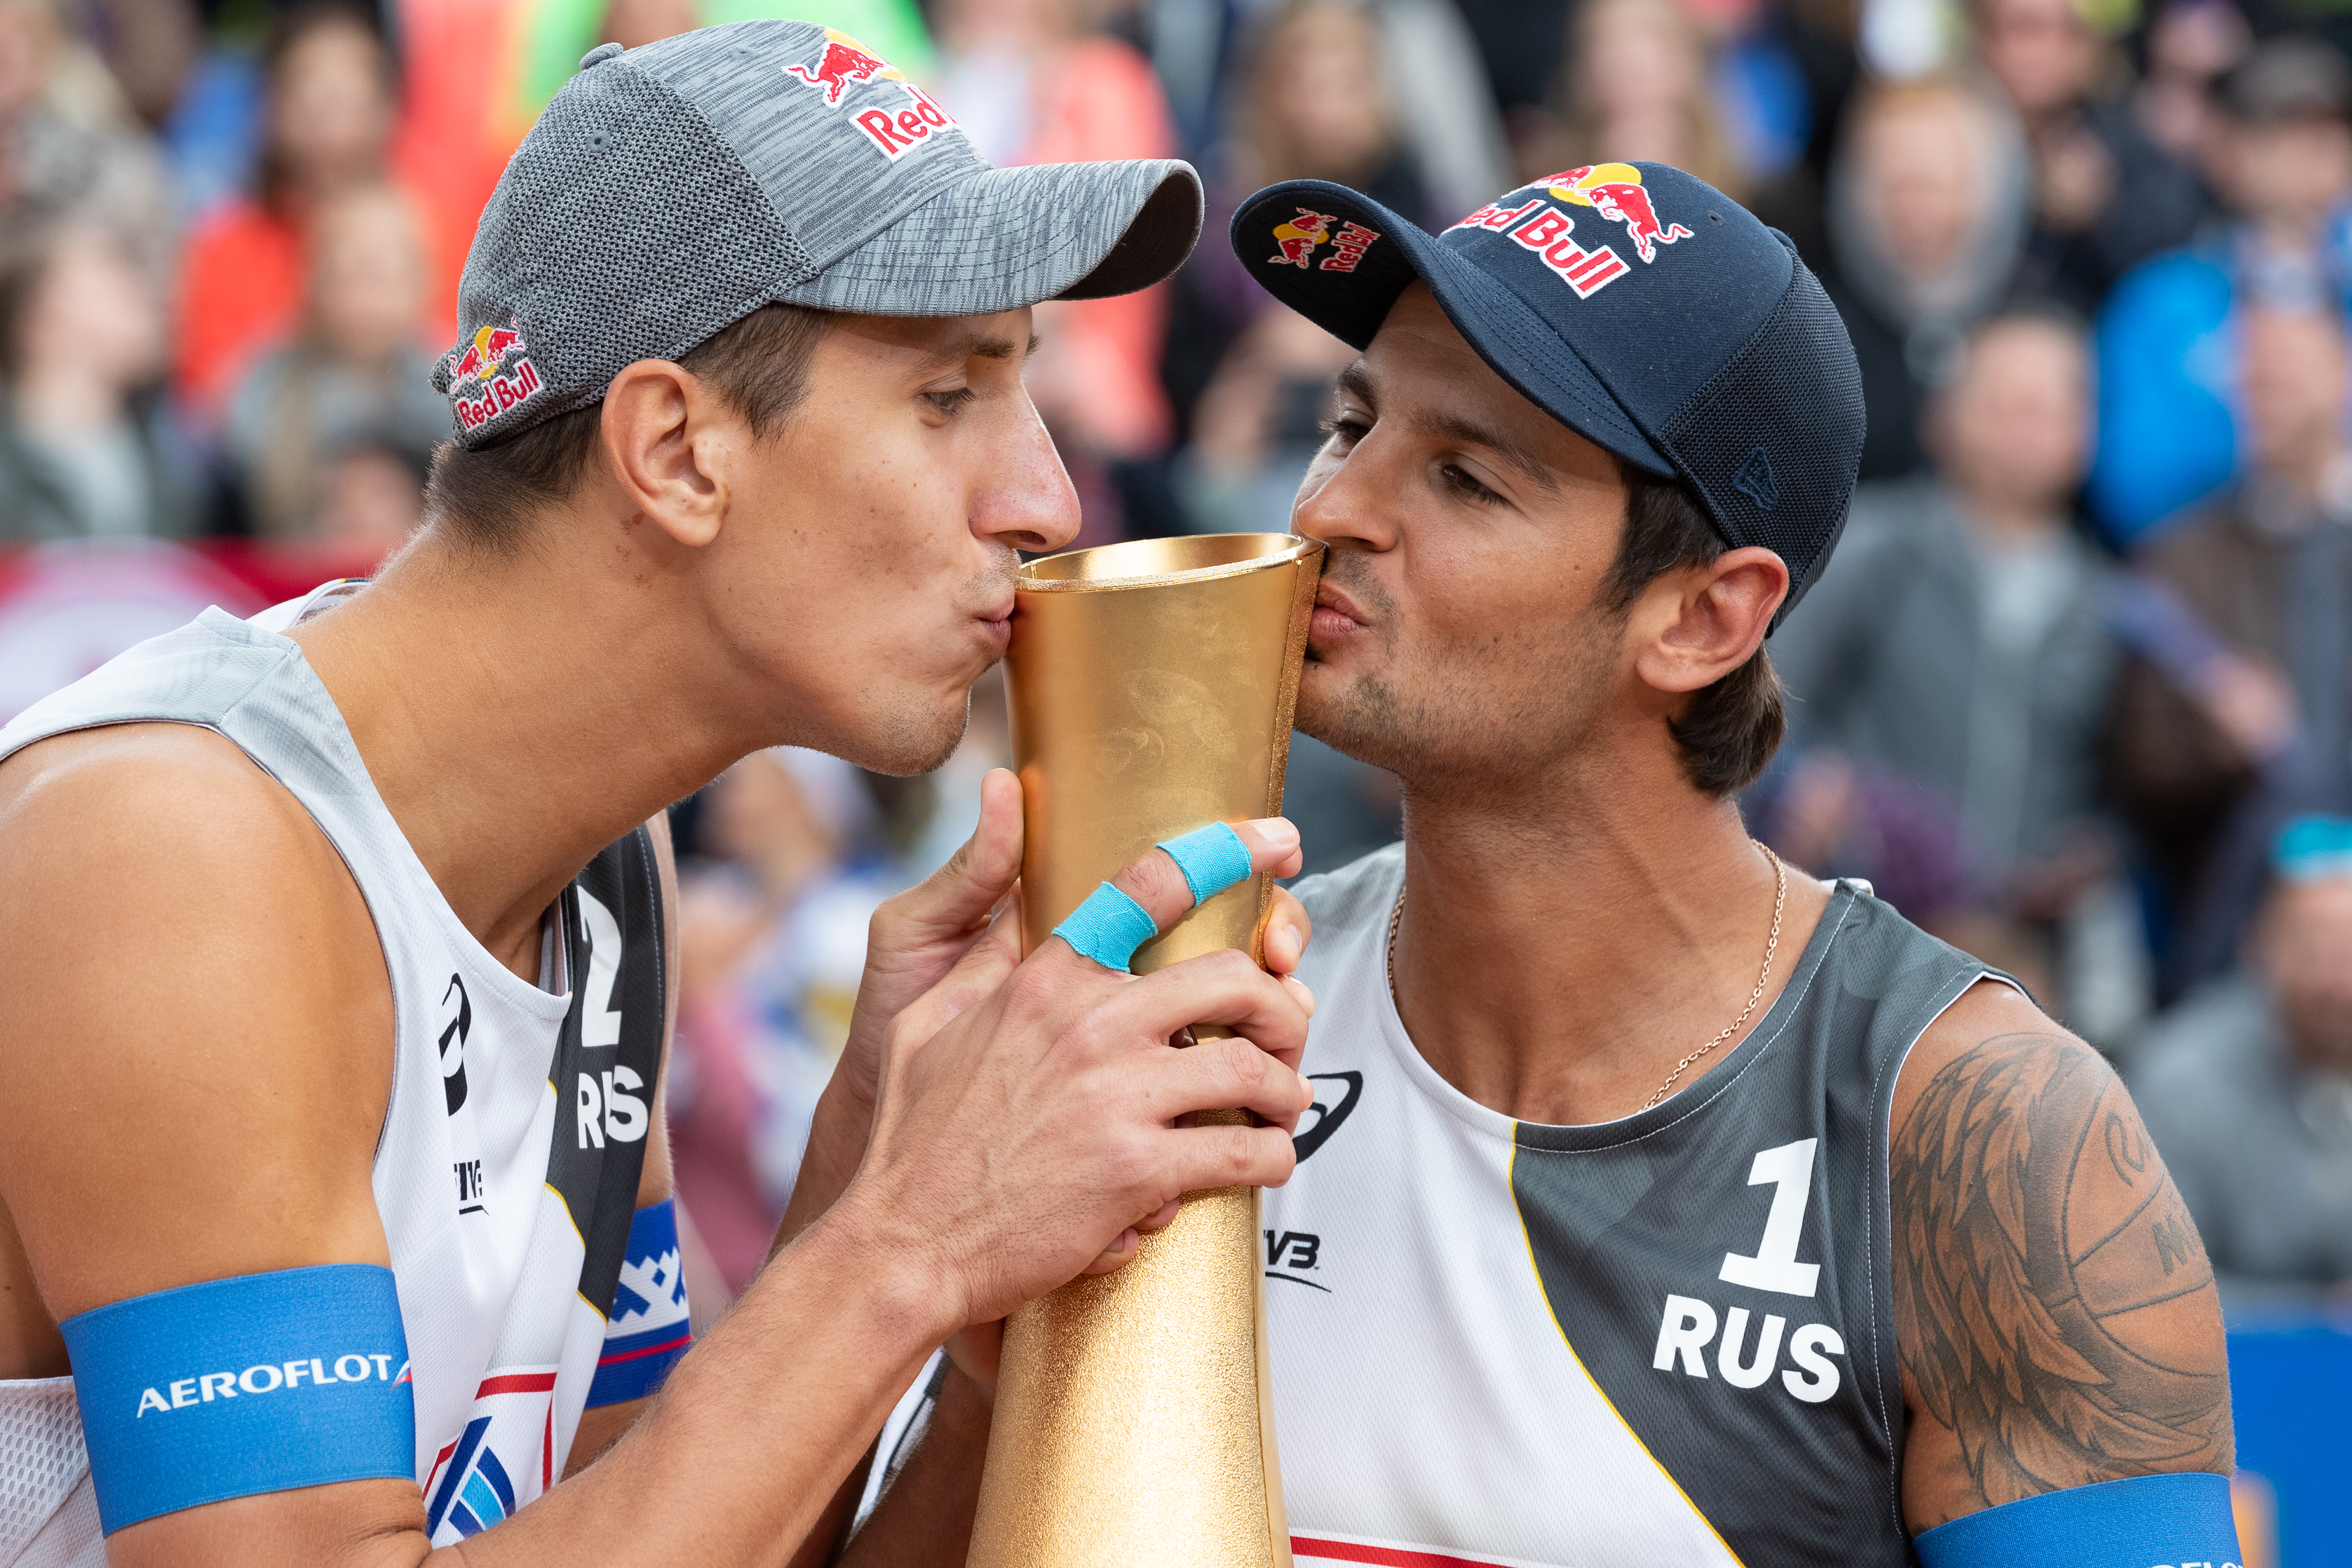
[{"x1": 971, "y1": 532, "x2": 1324, "y2": 1568}]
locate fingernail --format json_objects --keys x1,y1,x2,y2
[
  {"x1": 1270, "y1": 920, "x2": 1301, "y2": 964},
  {"x1": 1288, "y1": 975, "x2": 1316, "y2": 1018},
  {"x1": 1298, "y1": 1072, "x2": 1314, "y2": 1104},
  {"x1": 1248, "y1": 818, "x2": 1300, "y2": 853}
]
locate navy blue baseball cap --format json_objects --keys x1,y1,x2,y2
[{"x1": 1230, "y1": 163, "x2": 1864, "y2": 624}]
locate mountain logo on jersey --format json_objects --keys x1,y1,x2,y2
[
  {"x1": 1293, "y1": 1071, "x2": 1361, "y2": 1163},
  {"x1": 424, "y1": 1414, "x2": 518, "y2": 1539}
]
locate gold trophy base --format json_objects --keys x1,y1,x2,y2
[{"x1": 967, "y1": 1122, "x2": 1290, "y2": 1568}]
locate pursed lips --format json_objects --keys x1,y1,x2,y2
[{"x1": 1310, "y1": 579, "x2": 1370, "y2": 642}]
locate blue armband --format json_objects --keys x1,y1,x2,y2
[
  {"x1": 1053, "y1": 881, "x2": 1161, "y2": 973},
  {"x1": 60, "y1": 1264, "x2": 415, "y2": 1534},
  {"x1": 1914, "y1": 1473, "x2": 2242, "y2": 1568},
  {"x1": 588, "y1": 1198, "x2": 692, "y2": 1407},
  {"x1": 1155, "y1": 821, "x2": 1255, "y2": 904}
]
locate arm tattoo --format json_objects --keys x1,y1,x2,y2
[{"x1": 1892, "y1": 1031, "x2": 2232, "y2": 1513}]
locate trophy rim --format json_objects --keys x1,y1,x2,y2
[{"x1": 1016, "y1": 532, "x2": 1323, "y2": 593}]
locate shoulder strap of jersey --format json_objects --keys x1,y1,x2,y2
[{"x1": 543, "y1": 824, "x2": 668, "y2": 1319}]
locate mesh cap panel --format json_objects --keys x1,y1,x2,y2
[{"x1": 1657, "y1": 257, "x2": 1863, "y2": 621}]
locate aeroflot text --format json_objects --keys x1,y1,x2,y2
[{"x1": 134, "y1": 1353, "x2": 406, "y2": 1417}]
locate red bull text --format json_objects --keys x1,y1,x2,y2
[
  {"x1": 1508, "y1": 206, "x2": 1630, "y2": 298},
  {"x1": 851, "y1": 83, "x2": 959, "y2": 162},
  {"x1": 1318, "y1": 220, "x2": 1381, "y2": 273}
]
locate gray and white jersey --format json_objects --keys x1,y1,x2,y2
[
  {"x1": 0, "y1": 586, "x2": 666, "y2": 1560},
  {"x1": 1267, "y1": 844, "x2": 1998, "y2": 1567}
]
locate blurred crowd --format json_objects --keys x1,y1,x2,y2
[{"x1": 6, "y1": 0, "x2": 2352, "y2": 1309}]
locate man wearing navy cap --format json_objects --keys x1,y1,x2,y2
[{"x1": 856, "y1": 166, "x2": 2241, "y2": 1567}]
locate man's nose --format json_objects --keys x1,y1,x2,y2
[
  {"x1": 1290, "y1": 437, "x2": 1393, "y2": 553},
  {"x1": 971, "y1": 399, "x2": 1082, "y2": 555}
]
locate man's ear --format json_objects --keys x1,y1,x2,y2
[
  {"x1": 1629, "y1": 546, "x2": 1789, "y2": 696},
  {"x1": 600, "y1": 359, "x2": 740, "y2": 548}
]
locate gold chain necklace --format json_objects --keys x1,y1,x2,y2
[{"x1": 1384, "y1": 842, "x2": 1787, "y2": 1112}]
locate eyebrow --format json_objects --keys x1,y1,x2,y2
[
  {"x1": 920, "y1": 330, "x2": 1043, "y2": 371},
  {"x1": 1332, "y1": 360, "x2": 1561, "y2": 497}
]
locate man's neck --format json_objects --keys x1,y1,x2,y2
[
  {"x1": 1388, "y1": 734, "x2": 1831, "y2": 1128},
  {"x1": 288, "y1": 526, "x2": 783, "y2": 979}
]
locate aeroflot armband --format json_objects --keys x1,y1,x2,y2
[
  {"x1": 1913, "y1": 1472, "x2": 2243, "y2": 1568},
  {"x1": 60, "y1": 1264, "x2": 415, "y2": 1534},
  {"x1": 588, "y1": 1198, "x2": 692, "y2": 1407}
]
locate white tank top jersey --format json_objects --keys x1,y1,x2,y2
[
  {"x1": 0, "y1": 587, "x2": 674, "y2": 1564},
  {"x1": 1264, "y1": 844, "x2": 1999, "y2": 1568}
]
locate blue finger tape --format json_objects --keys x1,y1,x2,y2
[
  {"x1": 61, "y1": 1263, "x2": 415, "y2": 1534},
  {"x1": 588, "y1": 1198, "x2": 693, "y2": 1408},
  {"x1": 1156, "y1": 821, "x2": 1255, "y2": 905},
  {"x1": 1053, "y1": 881, "x2": 1160, "y2": 973},
  {"x1": 1913, "y1": 1472, "x2": 2241, "y2": 1568}
]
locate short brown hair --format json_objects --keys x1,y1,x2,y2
[
  {"x1": 424, "y1": 302, "x2": 832, "y2": 553},
  {"x1": 1600, "y1": 464, "x2": 1785, "y2": 795}
]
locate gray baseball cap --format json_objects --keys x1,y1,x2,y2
[{"x1": 433, "y1": 19, "x2": 1203, "y2": 447}]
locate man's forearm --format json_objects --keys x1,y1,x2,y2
[
  {"x1": 458, "y1": 1198, "x2": 954, "y2": 1567},
  {"x1": 839, "y1": 1364, "x2": 994, "y2": 1567}
]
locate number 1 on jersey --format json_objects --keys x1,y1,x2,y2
[{"x1": 1718, "y1": 1138, "x2": 1820, "y2": 1297}]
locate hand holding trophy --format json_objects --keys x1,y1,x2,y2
[{"x1": 970, "y1": 533, "x2": 1325, "y2": 1568}]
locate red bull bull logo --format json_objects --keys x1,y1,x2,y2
[
  {"x1": 1543, "y1": 164, "x2": 1693, "y2": 264},
  {"x1": 780, "y1": 29, "x2": 960, "y2": 163},
  {"x1": 783, "y1": 30, "x2": 903, "y2": 107},
  {"x1": 1267, "y1": 209, "x2": 1339, "y2": 269},
  {"x1": 445, "y1": 317, "x2": 544, "y2": 433}
]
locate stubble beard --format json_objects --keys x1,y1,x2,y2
[{"x1": 1296, "y1": 569, "x2": 1626, "y2": 803}]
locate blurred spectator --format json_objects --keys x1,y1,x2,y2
[
  {"x1": 1225, "y1": 0, "x2": 1431, "y2": 228},
  {"x1": 0, "y1": 219, "x2": 198, "y2": 542},
  {"x1": 2131, "y1": 0, "x2": 2249, "y2": 167},
  {"x1": 1679, "y1": 0, "x2": 1818, "y2": 191},
  {"x1": 1176, "y1": 304, "x2": 1353, "y2": 533},
  {"x1": 934, "y1": 0, "x2": 1177, "y2": 539},
  {"x1": 175, "y1": 3, "x2": 438, "y2": 416},
  {"x1": 1824, "y1": 73, "x2": 2029, "y2": 480},
  {"x1": 2107, "y1": 299, "x2": 2352, "y2": 995},
  {"x1": 1522, "y1": 0, "x2": 1743, "y2": 194},
  {"x1": 2127, "y1": 818, "x2": 2352, "y2": 1300},
  {"x1": 670, "y1": 749, "x2": 901, "y2": 1290},
  {"x1": 311, "y1": 431, "x2": 430, "y2": 557},
  {"x1": 0, "y1": 0, "x2": 171, "y2": 276},
  {"x1": 222, "y1": 182, "x2": 447, "y2": 539},
  {"x1": 1768, "y1": 309, "x2": 2143, "y2": 1035},
  {"x1": 2090, "y1": 36, "x2": 2352, "y2": 545},
  {"x1": 1971, "y1": 0, "x2": 2207, "y2": 308}
]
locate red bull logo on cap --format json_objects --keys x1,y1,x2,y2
[
  {"x1": 1267, "y1": 209, "x2": 1339, "y2": 269},
  {"x1": 783, "y1": 29, "x2": 903, "y2": 106},
  {"x1": 445, "y1": 316, "x2": 543, "y2": 433},
  {"x1": 780, "y1": 29, "x2": 961, "y2": 163},
  {"x1": 1544, "y1": 164, "x2": 1694, "y2": 264}
]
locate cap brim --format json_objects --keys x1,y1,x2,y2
[
  {"x1": 778, "y1": 160, "x2": 1203, "y2": 317},
  {"x1": 1230, "y1": 180, "x2": 1672, "y2": 475}
]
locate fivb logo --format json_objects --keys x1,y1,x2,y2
[{"x1": 135, "y1": 1351, "x2": 410, "y2": 1418}]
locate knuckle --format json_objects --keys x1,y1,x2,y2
[{"x1": 1114, "y1": 850, "x2": 1190, "y2": 914}]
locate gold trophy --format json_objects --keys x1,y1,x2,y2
[{"x1": 969, "y1": 532, "x2": 1325, "y2": 1568}]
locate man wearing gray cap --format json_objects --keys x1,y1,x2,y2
[{"x1": 0, "y1": 22, "x2": 1316, "y2": 1567}]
